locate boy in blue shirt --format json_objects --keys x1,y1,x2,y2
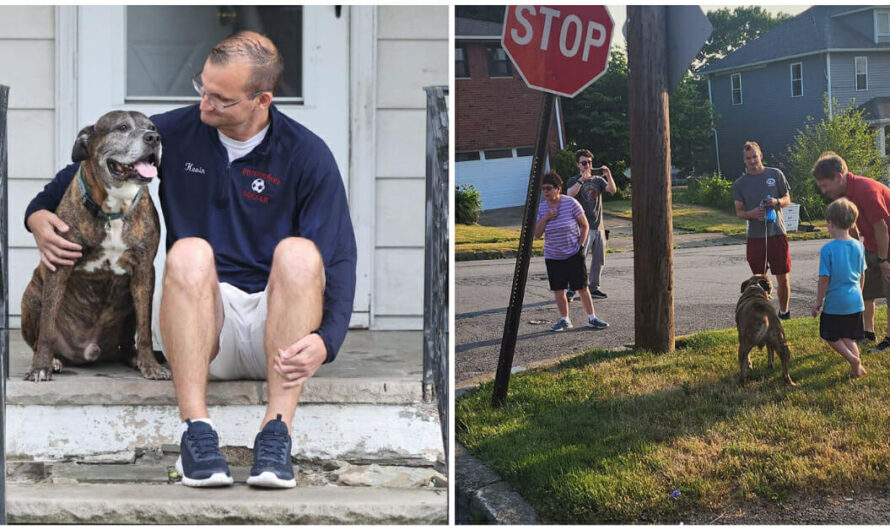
[{"x1": 811, "y1": 198, "x2": 867, "y2": 377}]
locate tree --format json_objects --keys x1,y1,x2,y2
[
  {"x1": 561, "y1": 50, "x2": 630, "y2": 191},
  {"x1": 454, "y1": 6, "x2": 504, "y2": 23},
  {"x1": 669, "y1": 76, "x2": 715, "y2": 176},
  {"x1": 694, "y1": 6, "x2": 793, "y2": 72},
  {"x1": 783, "y1": 95, "x2": 889, "y2": 221}
]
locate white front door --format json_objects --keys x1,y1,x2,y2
[{"x1": 72, "y1": 6, "x2": 368, "y2": 323}]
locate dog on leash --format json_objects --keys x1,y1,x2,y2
[
  {"x1": 20, "y1": 110, "x2": 170, "y2": 382},
  {"x1": 735, "y1": 275, "x2": 796, "y2": 386}
]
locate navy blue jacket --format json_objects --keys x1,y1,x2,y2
[{"x1": 25, "y1": 104, "x2": 357, "y2": 363}]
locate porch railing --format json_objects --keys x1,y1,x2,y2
[
  {"x1": 1, "y1": 83, "x2": 10, "y2": 523},
  {"x1": 422, "y1": 85, "x2": 449, "y2": 464}
]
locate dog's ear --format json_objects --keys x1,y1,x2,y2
[
  {"x1": 758, "y1": 277, "x2": 772, "y2": 294},
  {"x1": 741, "y1": 280, "x2": 748, "y2": 294},
  {"x1": 71, "y1": 125, "x2": 95, "y2": 163}
]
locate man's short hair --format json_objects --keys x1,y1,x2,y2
[
  {"x1": 743, "y1": 141, "x2": 762, "y2": 156},
  {"x1": 543, "y1": 170, "x2": 563, "y2": 189},
  {"x1": 812, "y1": 151, "x2": 848, "y2": 181},
  {"x1": 209, "y1": 31, "x2": 284, "y2": 94},
  {"x1": 575, "y1": 149, "x2": 594, "y2": 162},
  {"x1": 824, "y1": 198, "x2": 858, "y2": 230}
]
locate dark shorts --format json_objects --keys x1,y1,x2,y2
[
  {"x1": 819, "y1": 311, "x2": 864, "y2": 342},
  {"x1": 746, "y1": 235, "x2": 791, "y2": 275},
  {"x1": 545, "y1": 250, "x2": 588, "y2": 292},
  {"x1": 864, "y1": 251, "x2": 890, "y2": 301},
  {"x1": 863, "y1": 265, "x2": 884, "y2": 301}
]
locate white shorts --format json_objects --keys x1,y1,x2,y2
[{"x1": 151, "y1": 282, "x2": 268, "y2": 380}]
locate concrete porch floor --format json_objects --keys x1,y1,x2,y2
[{"x1": 7, "y1": 329, "x2": 425, "y2": 405}]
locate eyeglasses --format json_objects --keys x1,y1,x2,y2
[
  {"x1": 579, "y1": 160, "x2": 592, "y2": 166},
  {"x1": 541, "y1": 185, "x2": 555, "y2": 191},
  {"x1": 192, "y1": 74, "x2": 264, "y2": 111}
]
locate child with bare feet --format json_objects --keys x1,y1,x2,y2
[{"x1": 812, "y1": 198, "x2": 867, "y2": 377}]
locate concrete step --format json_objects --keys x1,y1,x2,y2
[
  {"x1": 6, "y1": 444, "x2": 447, "y2": 524},
  {"x1": 7, "y1": 330, "x2": 444, "y2": 464},
  {"x1": 7, "y1": 483, "x2": 447, "y2": 524}
]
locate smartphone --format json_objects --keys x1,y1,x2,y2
[{"x1": 591, "y1": 167, "x2": 604, "y2": 176}]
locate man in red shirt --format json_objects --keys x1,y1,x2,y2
[{"x1": 812, "y1": 151, "x2": 890, "y2": 351}]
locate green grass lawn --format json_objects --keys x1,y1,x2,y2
[
  {"x1": 603, "y1": 200, "x2": 828, "y2": 240},
  {"x1": 456, "y1": 308, "x2": 890, "y2": 523},
  {"x1": 455, "y1": 201, "x2": 827, "y2": 258}
]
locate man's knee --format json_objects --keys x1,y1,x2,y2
[
  {"x1": 270, "y1": 237, "x2": 325, "y2": 288},
  {"x1": 164, "y1": 238, "x2": 216, "y2": 291}
]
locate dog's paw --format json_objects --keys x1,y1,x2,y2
[
  {"x1": 24, "y1": 366, "x2": 53, "y2": 382},
  {"x1": 52, "y1": 358, "x2": 64, "y2": 373},
  {"x1": 137, "y1": 359, "x2": 171, "y2": 380}
]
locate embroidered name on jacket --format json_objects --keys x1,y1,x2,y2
[{"x1": 184, "y1": 162, "x2": 206, "y2": 174}]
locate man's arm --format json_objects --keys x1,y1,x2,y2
[
  {"x1": 873, "y1": 218, "x2": 890, "y2": 281},
  {"x1": 25, "y1": 163, "x2": 83, "y2": 270},
  {"x1": 291, "y1": 146, "x2": 357, "y2": 364},
  {"x1": 734, "y1": 199, "x2": 765, "y2": 221},
  {"x1": 566, "y1": 176, "x2": 581, "y2": 198},
  {"x1": 601, "y1": 166, "x2": 617, "y2": 194}
]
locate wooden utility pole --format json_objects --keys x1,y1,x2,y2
[{"x1": 627, "y1": 6, "x2": 675, "y2": 353}]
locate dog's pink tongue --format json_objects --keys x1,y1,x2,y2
[{"x1": 134, "y1": 161, "x2": 157, "y2": 179}]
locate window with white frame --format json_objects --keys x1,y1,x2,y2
[
  {"x1": 455, "y1": 47, "x2": 470, "y2": 79},
  {"x1": 878, "y1": 11, "x2": 890, "y2": 36},
  {"x1": 731, "y1": 73, "x2": 742, "y2": 105},
  {"x1": 885, "y1": 125, "x2": 890, "y2": 156},
  {"x1": 790, "y1": 62, "x2": 803, "y2": 97},
  {"x1": 455, "y1": 151, "x2": 480, "y2": 162},
  {"x1": 856, "y1": 56, "x2": 868, "y2": 90}
]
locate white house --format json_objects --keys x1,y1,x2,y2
[{"x1": 1, "y1": 5, "x2": 448, "y2": 332}]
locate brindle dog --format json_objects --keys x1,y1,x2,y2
[
  {"x1": 735, "y1": 275, "x2": 796, "y2": 386},
  {"x1": 21, "y1": 111, "x2": 170, "y2": 381}
]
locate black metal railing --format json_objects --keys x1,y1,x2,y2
[
  {"x1": 422, "y1": 85, "x2": 448, "y2": 464},
  {"x1": 1, "y1": 83, "x2": 10, "y2": 524}
]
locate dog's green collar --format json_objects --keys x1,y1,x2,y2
[{"x1": 77, "y1": 166, "x2": 143, "y2": 226}]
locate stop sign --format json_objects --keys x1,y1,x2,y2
[{"x1": 502, "y1": 5, "x2": 614, "y2": 98}]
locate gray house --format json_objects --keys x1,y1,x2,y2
[{"x1": 702, "y1": 5, "x2": 890, "y2": 178}]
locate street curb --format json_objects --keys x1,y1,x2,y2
[
  {"x1": 455, "y1": 442, "x2": 538, "y2": 525},
  {"x1": 455, "y1": 249, "x2": 543, "y2": 262}
]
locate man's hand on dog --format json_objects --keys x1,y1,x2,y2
[
  {"x1": 28, "y1": 210, "x2": 83, "y2": 271},
  {"x1": 273, "y1": 333, "x2": 327, "y2": 389}
]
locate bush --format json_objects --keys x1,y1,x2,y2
[
  {"x1": 683, "y1": 172, "x2": 735, "y2": 213},
  {"x1": 455, "y1": 184, "x2": 482, "y2": 224},
  {"x1": 783, "y1": 95, "x2": 889, "y2": 221}
]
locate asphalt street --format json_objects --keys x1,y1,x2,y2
[{"x1": 456, "y1": 237, "x2": 850, "y2": 385}]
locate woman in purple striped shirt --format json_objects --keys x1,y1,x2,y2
[{"x1": 535, "y1": 171, "x2": 609, "y2": 331}]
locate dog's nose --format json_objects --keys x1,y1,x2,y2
[{"x1": 143, "y1": 131, "x2": 160, "y2": 145}]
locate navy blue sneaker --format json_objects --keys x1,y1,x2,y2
[
  {"x1": 175, "y1": 419, "x2": 233, "y2": 487},
  {"x1": 247, "y1": 414, "x2": 296, "y2": 488}
]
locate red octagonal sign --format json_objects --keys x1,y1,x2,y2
[{"x1": 502, "y1": 5, "x2": 615, "y2": 98}]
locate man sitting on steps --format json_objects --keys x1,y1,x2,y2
[{"x1": 25, "y1": 31, "x2": 357, "y2": 489}]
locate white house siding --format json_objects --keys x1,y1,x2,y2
[
  {"x1": 372, "y1": 6, "x2": 448, "y2": 330},
  {"x1": 455, "y1": 156, "x2": 535, "y2": 210},
  {"x1": 830, "y1": 52, "x2": 890, "y2": 112},
  {"x1": 2, "y1": 6, "x2": 448, "y2": 332},
  {"x1": 0, "y1": 6, "x2": 55, "y2": 328}
]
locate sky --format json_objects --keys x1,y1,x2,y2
[{"x1": 606, "y1": 4, "x2": 812, "y2": 50}]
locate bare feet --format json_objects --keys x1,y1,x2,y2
[{"x1": 851, "y1": 362, "x2": 867, "y2": 378}]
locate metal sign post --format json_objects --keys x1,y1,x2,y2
[
  {"x1": 491, "y1": 92, "x2": 554, "y2": 407},
  {"x1": 492, "y1": 5, "x2": 615, "y2": 406}
]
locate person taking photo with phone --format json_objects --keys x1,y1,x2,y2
[{"x1": 565, "y1": 148, "x2": 617, "y2": 301}]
